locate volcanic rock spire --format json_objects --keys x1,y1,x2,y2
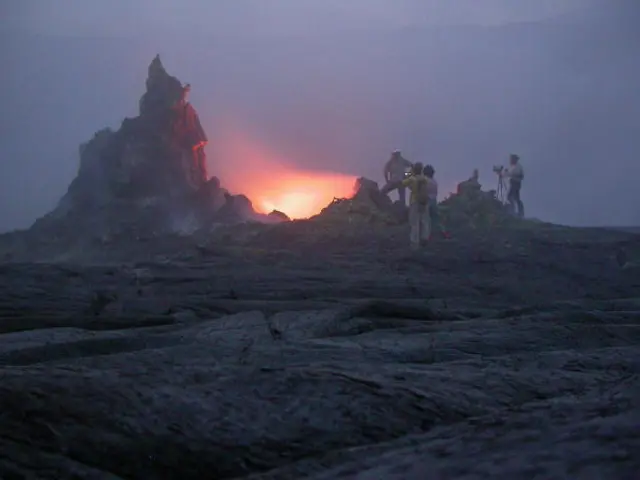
[
  {"x1": 32, "y1": 55, "x2": 217, "y2": 237},
  {"x1": 27, "y1": 55, "x2": 289, "y2": 245}
]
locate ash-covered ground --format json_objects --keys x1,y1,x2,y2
[{"x1": 0, "y1": 219, "x2": 639, "y2": 479}]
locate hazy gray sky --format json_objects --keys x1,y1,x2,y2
[
  {"x1": 3, "y1": 0, "x2": 587, "y2": 36},
  {"x1": 1, "y1": 0, "x2": 638, "y2": 230}
]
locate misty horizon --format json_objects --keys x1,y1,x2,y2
[
  {"x1": 2, "y1": 0, "x2": 590, "y2": 37},
  {"x1": 1, "y1": 0, "x2": 639, "y2": 231}
]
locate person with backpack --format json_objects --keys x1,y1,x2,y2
[
  {"x1": 401, "y1": 162, "x2": 431, "y2": 249},
  {"x1": 423, "y1": 164, "x2": 450, "y2": 239}
]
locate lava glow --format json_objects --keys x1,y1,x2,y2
[
  {"x1": 252, "y1": 172, "x2": 356, "y2": 219},
  {"x1": 215, "y1": 131, "x2": 356, "y2": 219}
]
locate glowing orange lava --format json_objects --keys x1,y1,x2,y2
[
  {"x1": 252, "y1": 172, "x2": 357, "y2": 219},
  {"x1": 214, "y1": 131, "x2": 356, "y2": 219}
]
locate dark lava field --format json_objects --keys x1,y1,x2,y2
[{"x1": 0, "y1": 221, "x2": 639, "y2": 479}]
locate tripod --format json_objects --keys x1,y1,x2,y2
[{"x1": 496, "y1": 174, "x2": 507, "y2": 204}]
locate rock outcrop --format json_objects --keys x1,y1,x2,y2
[
  {"x1": 266, "y1": 209, "x2": 291, "y2": 223},
  {"x1": 213, "y1": 193, "x2": 257, "y2": 224},
  {"x1": 64, "y1": 55, "x2": 210, "y2": 208},
  {"x1": 316, "y1": 177, "x2": 407, "y2": 225},
  {"x1": 29, "y1": 56, "x2": 284, "y2": 241},
  {"x1": 456, "y1": 169, "x2": 481, "y2": 196},
  {"x1": 438, "y1": 186, "x2": 516, "y2": 230}
]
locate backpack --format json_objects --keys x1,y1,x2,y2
[{"x1": 415, "y1": 177, "x2": 430, "y2": 206}]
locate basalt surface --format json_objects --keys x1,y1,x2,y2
[{"x1": 0, "y1": 221, "x2": 639, "y2": 479}]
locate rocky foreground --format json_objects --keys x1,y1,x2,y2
[{"x1": 0, "y1": 221, "x2": 639, "y2": 479}]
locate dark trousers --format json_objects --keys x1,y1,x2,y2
[
  {"x1": 507, "y1": 179, "x2": 524, "y2": 218},
  {"x1": 397, "y1": 185, "x2": 406, "y2": 205}
]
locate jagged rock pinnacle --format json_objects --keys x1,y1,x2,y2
[
  {"x1": 31, "y1": 56, "x2": 219, "y2": 238},
  {"x1": 29, "y1": 55, "x2": 287, "y2": 241},
  {"x1": 140, "y1": 54, "x2": 186, "y2": 116}
]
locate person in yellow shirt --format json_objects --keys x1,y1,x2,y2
[{"x1": 401, "y1": 162, "x2": 431, "y2": 249}]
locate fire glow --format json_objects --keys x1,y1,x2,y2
[
  {"x1": 215, "y1": 132, "x2": 356, "y2": 219},
  {"x1": 253, "y1": 170, "x2": 359, "y2": 219}
]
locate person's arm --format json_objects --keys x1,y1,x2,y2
[
  {"x1": 401, "y1": 177, "x2": 413, "y2": 188},
  {"x1": 383, "y1": 161, "x2": 391, "y2": 182}
]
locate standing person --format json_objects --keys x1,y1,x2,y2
[
  {"x1": 383, "y1": 150, "x2": 413, "y2": 206},
  {"x1": 502, "y1": 154, "x2": 525, "y2": 218},
  {"x1": 423, "y1": 164, "x2": 450, "y2": 239},
  {"x1": 401, "y1": 162, "x2": 431, "y2": 249}
]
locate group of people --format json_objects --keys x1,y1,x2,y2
[
  {"x1": 381, "y1": 150, "x2": 525, "y2": 250},
  {"x1": 381, "y1": 150, "x2": 448, "y2": 249}
]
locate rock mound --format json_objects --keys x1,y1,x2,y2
[
  {"x1": 315, "y1": 177, "x2": 407, "y2": 225},
  {"x1": 213, "y1": 193, "x2": 256, "y2": 224},
  {"x1": 267, "y1": 210, "x2": 291, "y2": 223},
  {"x1": 439, "y1": 187, "x2": 516, "y2": 230}
]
